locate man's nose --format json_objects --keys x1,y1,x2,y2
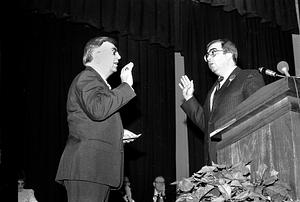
[
  {"x1": 207, "y1": 54, "x2": 213, "y2": 62},
  {"x1": 116, "y1": 52, "x2": 121, "y2": 59}
]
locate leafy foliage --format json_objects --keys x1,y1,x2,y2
[{"x1": 172, "y1": 161, "x2": 296, "y2": 202}]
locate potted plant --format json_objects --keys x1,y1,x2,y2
[{"x1": 172, "y1": 161, "x2": 296, "y2": 202}]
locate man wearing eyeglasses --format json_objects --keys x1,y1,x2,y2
[
  {"x1": 153, "y1": 176, "x2": 166, "y2": 202},
  {"x1": 179, "y1": 38, "x2": 265, "y2": 165},
  {"x1": 55, "y1": 36, "x2": 137, "y2": 202}
]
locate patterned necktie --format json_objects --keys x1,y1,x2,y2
[{"x1": 216, "y1": 76, "x2": 224, "y2": 91}]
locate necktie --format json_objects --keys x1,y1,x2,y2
[
  {"x1": 154, "y1": 194, "x2": 164, "y2": 202},
  {"x1": 216, "y1": 76, "x2": 224, "y2": 91},
  {"x1": 158, "y1": 194, "x2": 164, "y2": 202}
]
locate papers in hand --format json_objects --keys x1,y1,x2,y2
[{"x1": 123, "y1": 129, "x2": 142, "y2": 140}]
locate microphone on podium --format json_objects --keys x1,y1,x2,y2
[
  {"x1": 277, "y1": 61, "x2": 290, "y2": 77},
  {"x1": 258, "y1": 67, "x2": 284, "y2": 78}
]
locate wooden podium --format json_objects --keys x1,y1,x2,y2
[{"x1": 214, "y1": 77, "x2": 300, "y2": 200}]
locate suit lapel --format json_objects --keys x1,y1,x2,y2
[
  {"x1": 218, "y1": 67, "x2": 240, "y2": 92},
  {"x1": 211, "y1": 67, "x2": 241, "y2": 112},
  {"x1": 205, "y1": 82, "x2": 217, "y2": 116}
]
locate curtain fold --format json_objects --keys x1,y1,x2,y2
[
  {"x1": 22, "y1": 0, "x2": 298, "y2": 49},
  {"x1": 196, "y1": 0, "x2": 299, "y2": 33},
  {"x1": 22, "y1": 0, "x2": 174, "y2": 47}
]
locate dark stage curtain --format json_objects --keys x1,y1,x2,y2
[
  {"x1": 1, "y1": 12, "x2": 175, "y2": 202},
  {"x1": 21, "y1": 0, "x2": 174, "y2": 48},
  {"x1": 2, "y1": 0, "x2": 298, "y2": 201},
  {"x1": 196, "y1": 0, "x2": 299, "y2": 33},
  {"x1": 116, "y1": 36, "x2": 177, "y2": 202},
  {"x1": 175, "y1": 1, "x2": 296, "y2": 174}
]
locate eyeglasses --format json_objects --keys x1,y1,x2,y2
[
  {"x1": 18, "y1": 181, "x2": 25, "y2": 186},
  {"x1": 203, "y1": 49, "x2": 224, "y2": 62}
]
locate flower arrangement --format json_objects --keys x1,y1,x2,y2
[{"x1": 172, "y1": 161, "x2": 296, "y2": 202}]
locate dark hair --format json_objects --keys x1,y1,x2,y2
[
  {"x1": 154, "y1": 176, "x2": 165, "y2": 183},
  {"x1": 206, "y1": 38, "x2": 238, "y2": 63},
  {"x1": 18, "y1": 169, "x2": 26, "y2": 181},
  {"x1": 82, "y1": 36, "x2": 117, "y2": 65}
]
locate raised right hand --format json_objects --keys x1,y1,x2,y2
[{"x1": 120, "y1": 62, "x2": 134, "y2": 86}]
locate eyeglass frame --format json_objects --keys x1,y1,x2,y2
[{"x1": 203, "y1": 48, "x2": 225, "y2": 62}]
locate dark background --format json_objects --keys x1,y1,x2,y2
[{"x1": 0, "y1": 0, "x2": 298, "y2": 201}]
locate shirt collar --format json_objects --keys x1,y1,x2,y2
[
  {"x1": 98, "y1": 73, "x2": 111, "y2": 89},
  {"x1": 219, "y1": 66, "x2": 237, "y2": 86}
]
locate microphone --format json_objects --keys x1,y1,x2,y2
[
  {"x1": 258, "y1": 67, "x2": 284, "y2": 78},
  {"x1": 277, "y1": 61, "x2": 290, "y2": 77}
]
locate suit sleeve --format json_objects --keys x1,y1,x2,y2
[
  {"x1": 243, "y1": 70, "x2": 265, "y2": 98},
  {"x1": 181, "y1": 97, "x2": 205, "y2": 132},
  {"x1": 76, "y1": 72, "x2": 136, "y2": 121}
]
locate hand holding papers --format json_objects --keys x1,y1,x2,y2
[{"x1": 123, "y1": 129, "x2": 142, "y2": 143}]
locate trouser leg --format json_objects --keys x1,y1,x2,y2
[{"x1": 64, "y1": 180, "x2": 110, "y2": 202}]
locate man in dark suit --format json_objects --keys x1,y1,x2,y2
[
  {"x1": 152, "y1": 176, "x2": 166, "y2": 202},
  {"x1": 179, "y1": 39, "x2": 265, "y2": 165},
  {"x1": 55, "y1": 36, "x2": 137, "y2": 202},
  {"x1": 151, "y1": 176, "x2": 176, "y2": 202}
]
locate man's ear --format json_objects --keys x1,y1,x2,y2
[{"x1": 225, "y1": 52, "x2": 233, "y2": 60}]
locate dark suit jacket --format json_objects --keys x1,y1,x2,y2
[
  {"x1": 181, "y1": 67, "x2": 265, "y2": 165},
  {"x1": 56, "y1": 66, "x2": 136, "y2": 188}
]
